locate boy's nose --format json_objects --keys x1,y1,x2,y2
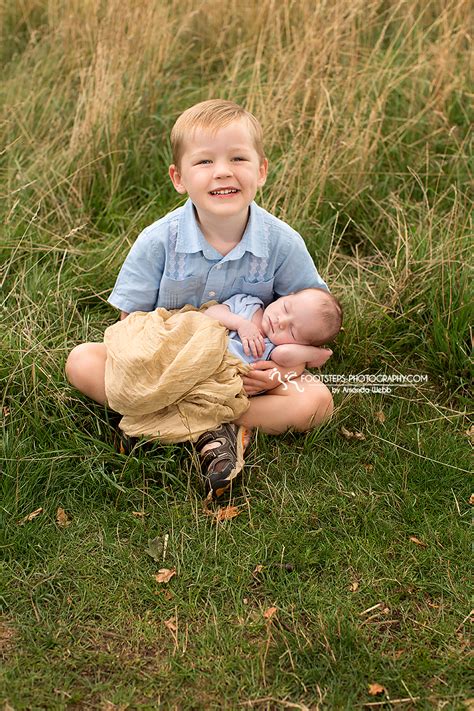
[{"x1": 213, "y1": 161, "x2": 233, "y2": 177}]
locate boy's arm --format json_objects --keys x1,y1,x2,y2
[
  {"x1": 242, "y1": 347, "x2": 332, "y2": 395},
  {"x1": 273, "y1": 232, "x2": 328, "y2": 295},
  {"x1": 270, "y1": 344, "x2": 333, "y2": 369},
  {"x1": 108, "y1": 229, "x2": 166, "y2": 314}
]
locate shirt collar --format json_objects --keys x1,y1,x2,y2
[{"x1": 175, "y1": 199, "x2": 268, "y2": 260}]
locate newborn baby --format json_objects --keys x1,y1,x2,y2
[{"x1": 205, "y1": 287, "x2": 342, "y2": 368}]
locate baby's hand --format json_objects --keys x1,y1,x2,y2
[{"x1": 237, "y1": 321, "x2": 266, "y2": 358}]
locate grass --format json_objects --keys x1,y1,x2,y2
[{"x1": 1, "y1": 0, "x2": 472, "y2": 708}]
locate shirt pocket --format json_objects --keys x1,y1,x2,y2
[
  {"x1": 157, "y1": 275, "x2": 204, "y2": 310},
  {"x1": 231, "y1": 276, "x2": 275, "y2": 306}
]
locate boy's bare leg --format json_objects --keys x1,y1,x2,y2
[
  {"x1": 65, "y1": 343, "x2": 107, "y2": 405},
  {"x1": 234, "y1": 375, "x2": 333, "y2": 434}
]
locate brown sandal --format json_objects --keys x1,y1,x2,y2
[{"x1": 196, "y1": 423, "x2": 250, "y2": 499}]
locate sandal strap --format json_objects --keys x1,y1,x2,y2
[
  {"x1": 195, "y1": 423, "x2": 245, "y2": 499},
  {"x1": 195, "y1": 424, "x2": 235, "y2": 453}
]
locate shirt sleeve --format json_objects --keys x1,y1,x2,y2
[
  {"x1": 222, "y1": 293, "x2": 264, "y2": 320},
  {"x1": 108, "y1": 227, "x2": 166, "y2": 313},
  {"x1": 273, "y1": 231, "x2": 328, "y2": 296}
]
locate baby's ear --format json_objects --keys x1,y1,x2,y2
[{"x1": 307, "y1": 348, "x2": 332, "y2": 368}]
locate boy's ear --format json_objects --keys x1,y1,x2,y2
[
  {"x1": 257, "y1": 158, "x2": 268, "y2": 188},
  {"x1": 169, "y1": 165, "x2": 187, "y2": 194}
]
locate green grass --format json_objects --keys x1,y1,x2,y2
[
  {"x1": 1, "y1": 1, "x2": 472, "y2": 708},
  {"x1": 1, "y1": 399, "x2": 471, "y2": 709}
]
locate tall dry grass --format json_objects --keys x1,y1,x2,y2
[
  {"x1": 1, "y1": 0, "x2": 472, "y2": 394},
  {"x1": 2, "y1": 0, "x2": 471, "y2": 213}
]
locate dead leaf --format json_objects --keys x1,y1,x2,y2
[
  {"x1": 368, "y1": 683, "x2": 385, "y2": 696},
  {"x1": 410, "y1": 536, "x2": 427, "y2": 548},
  {"x1": 462, "y1": 699, "x2": 474, "y2": 710},
  {"x1": 349, "y1": 581, "x2": 359, "y2": 592},
  {"x1": 340, "y1": 426, "x2": 365, "y2": 441},
  {"x1": 202, "y1": 499, "x2": 242, "y2": 523},
  {"x1": 465, "y1": 426, "x2": 474, "y2": 444},
  {"x1": 363, "y1": 463, "x2": 374, "y2": 471},
  {"x1": 263, "y1": 606, "x2": 277, "y2": 620},
  {"x1": 469, "y1": 494, "x2": 474, "y2": 506},
  {"x1": 340, "y1": 426, "x2": 354, "y2": 440},
  {"x1": 3, "y1": 407, "x2": 10, "y2": 418},
  {"x1": 253, "y1": 564, "x2": 264, "y2": 574},
  {"x1": 154, "y1": 568, "x2": 176, "y2": 583},
  {"x1": 164, "y1": 618, "x2": 177, "y2": 633},
  {"x1": 56, "y1": 507, "x2": 71, "y2": 528},
  {"x1": 18, "y1": 507, "x2": 43, "y2": 525},
  {"x1": 215, "y1": 505, "x2": 241, "y2": 522},
  {"x1": 375, "y1": 410, "x2": 386, "y2": 424},
  {"x1": 145, "y1": 536, "x2": 163, "y2": 562},
  {"x1": 132, "y1": 511, "x2": 146, "y2": 517},
  {"x1": 243, "y1": 598, "x2": 249, "y2": 604}
]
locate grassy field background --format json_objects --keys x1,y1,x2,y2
[{"x1": 1, "y1": 1, "x2": 472, "y2": 708}]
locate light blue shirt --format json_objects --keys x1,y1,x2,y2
[
  {"x1": 223, "y1": 294, "x2": 275, "y2": 365},
  {"x1": 108, "y1": 198, "x2": 328, "y2": 313}
]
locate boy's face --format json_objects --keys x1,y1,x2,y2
[
  {"x1": 262, "y1": 291, "x2": 326, "y2": 346},
  {"x1": 169, "y1": 120, "x2": 268, "y2": 221}
]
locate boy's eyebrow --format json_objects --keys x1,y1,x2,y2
[{"x1": 189, "y1": 144, "x2": 253, "y2": 157}]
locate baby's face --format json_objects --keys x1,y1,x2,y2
[{"x1": 262, "y1": 291, "x2": 325, "y2": 346}]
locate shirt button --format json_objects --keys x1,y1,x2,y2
[
  {"x1": 208, "y1": 291, "x2": 216, "y2": 297},
  {"x1": 216, "y1": 265, "x2": 221, "y2": 270}
]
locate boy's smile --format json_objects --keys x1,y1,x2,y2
[{"x1": 169, "y1": 120, "x2": 268, "y2": 225}]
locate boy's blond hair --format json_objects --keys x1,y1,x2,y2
[{"x1": 170, "y1": 99, "x2": 265, "y2": 168}]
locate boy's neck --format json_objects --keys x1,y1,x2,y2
[{"x1": 194, "y1": 206, "x2": 250, "y2": 256}]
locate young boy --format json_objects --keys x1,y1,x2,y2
[{"x1": 66, "y1": 99, "x2": 334, "y2": 495}]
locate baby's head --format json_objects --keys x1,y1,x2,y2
[
  {"x1": 262, "y1": 288, "x2": 342, "y2": 347},
  {"x1": 170, "y1": 99, "x2": 265, "y2": 170}
]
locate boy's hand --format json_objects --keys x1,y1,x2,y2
[
  {"x1": 237, "y1": 322, "x2": 266, "y2": 358},
  {"x1": 242, "y1": 360, "x2": 284, "y2": 395}
]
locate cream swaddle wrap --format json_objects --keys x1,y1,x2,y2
[{"x1": 104, "y1": 305, "x2": 249, "y2": 444}]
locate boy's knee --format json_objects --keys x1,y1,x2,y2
[
  {"x1": 295, "y1": 384, "x2": 333, "y2": 432},
  {"x1": 65, "y1": 343, "x2": 96, "y2": 388}
]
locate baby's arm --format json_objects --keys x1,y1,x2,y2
[
  {"x1": 271, "y1": 344, "x2": 332, "y2": 369},
  {"x1": 205, "y1": 304, "x2": 265, "y2": 358}
]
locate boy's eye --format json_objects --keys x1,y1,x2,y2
[
  {"x1": 232, "y1": 157, "x2": 246, "y2": 161},
  {"x1": 284, "y1": 303, "x2": 288, "y2": 313},
  {"x1": 197, "y1": 159, "x2": 212, "y2": 165}
]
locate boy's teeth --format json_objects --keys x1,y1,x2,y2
[{"x1": 210, "y1": 189, "x2": 238, "y2": 195}]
